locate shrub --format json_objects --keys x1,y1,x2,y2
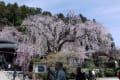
[
  {"x1": 104, "y1": 68, "x2": 115, "y2": 77},
  {"x1": 16, "y1": 26, "x2": 26, "y2": 34}
]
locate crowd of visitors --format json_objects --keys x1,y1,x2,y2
[
  {"x1": 45, "y1": 62, "x2": 96, "y2": 80},
  {"x1": 10, "y1": 61, "x2": 98, "y2": 80}
]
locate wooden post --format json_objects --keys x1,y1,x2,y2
[{"x1": 33, "y1": 64, "x2": 36, "y2": 80}]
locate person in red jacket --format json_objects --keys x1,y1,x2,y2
[{"x1": 118, "y1": 71, "x2": 120, "y2": 80}]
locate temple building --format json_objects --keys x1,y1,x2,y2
[{"x1": 0, "y1": 39, "x2": 18, "y2": 70}]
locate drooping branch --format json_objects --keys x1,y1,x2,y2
[{"x1": 58, "y1": 39, "x2": 75, "y2": 51}]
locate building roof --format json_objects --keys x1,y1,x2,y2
[
  {"x1": 0, "y1": 43, "x2": 18, "y2": 49},
  {"x1": 0, "y1": 39, "x2": 18, "y2": 49},
  {"x1": 0, "y1": 39, "x2": 18, "y2": 44}
]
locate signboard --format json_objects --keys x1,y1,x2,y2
[{"x1": 34, "y1": 64, "x2": 47, "y2": 73}]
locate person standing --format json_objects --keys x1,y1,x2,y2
[
  {"x1": 13, "y1": 69, "x2": 17, "y2": 80},
  {"x1": 23, "y1": 71, "x2": 26, "y2": 80},
  {"x1": 117, "y1": 71, "x2": 120, "y2": 80},
  {"x1": 55, "y1": 62, "x2": 66, "y2": 80},
  {"x1": 75, "y1": 67, "x2": 86, "y2": 80},
  {"x1": 92, "y1": 70, "x2": 96, "y2": 80},
  {"x1": 8, "y1": 63, "x2": 11, "y2": 70},
  {"x1": 88, "y1": 70, "x2": 93, "y2": 80},
  {"x1": 46, "y1": 67, "x2": 55, "y2": 80}
]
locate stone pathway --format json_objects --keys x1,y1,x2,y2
[
  {"x1": 0, "y1": 71, "x2": 29, "y2": 80},
  {"x1": 97, "y1": 77, "x2": 119, "y2": 80},
  {"x1": 1, "y1": 71, "x2": 119, "y2": 80},
  {"x1": 0, "y1": 71, "x2": 9, "y2": 80}
]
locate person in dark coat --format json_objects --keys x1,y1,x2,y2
[
  {"x1": 88, "y1": 70, "x2": 93, "y2": 80},
  {"x1": 13, "y1": 69, "x2": 17, "y2": 80},
  {"x1": 46, "y1": 67, "x2": 55, "y2": 80},
  {"x1": 75, "y1": 67, "x2": 86, "y2": 80}
]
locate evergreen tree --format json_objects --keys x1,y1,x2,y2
[
  {"x1": 42, "y1": 11, "x2": 52, "y2": 16},
  {"x1": 0, "y1": 1, "x2": 43, "y2": 26},
  {"x1": 79, "y1": 14, "x2": 87, "y2": 23}
]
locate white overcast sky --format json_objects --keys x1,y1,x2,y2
[{"x1": 1, "y1": 0, "x2": 120, "y2": 47}]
